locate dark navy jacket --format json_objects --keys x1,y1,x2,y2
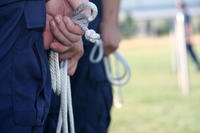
[{"x1": 0, "y1": 0, "x2": 51, "y2": 129}]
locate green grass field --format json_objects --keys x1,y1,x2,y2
[{"x1": 109, "y1": 35, "x2": 200, "y2": 133}]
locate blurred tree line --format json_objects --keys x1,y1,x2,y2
[
  {"x1": 119, "y1": 13, "x2": 200, "y2": 38},
  {"x1": 119, "y1": 13, "x2": 137, "y2": 38}
]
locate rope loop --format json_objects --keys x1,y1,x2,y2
[
  {"x1": 71, "y1": 2, "x2": 103, "y2": 63},
  {"x1": 89, "y1": 39, "x2": 104, "y2": 63},
  {"x1": 104, "y1": 52, "x2": 131, "y2": 87}
]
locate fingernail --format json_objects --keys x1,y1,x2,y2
[{"x1": 55, "y1": 15, "x2": 62, "y2": 23}]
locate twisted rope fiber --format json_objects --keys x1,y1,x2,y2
[{"x1": 49, "y1": 2, "x2": 102, "y2": 133}]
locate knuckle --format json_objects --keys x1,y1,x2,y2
[
  {"x1": 66, "y1": 22, "x2": 73, "y2": 31},
  {"x1": 63, "y1": 41, "x2": 72, "y2": 47},
  {"x1": 70, "y1": 36, "x2": 81, "y2": 43}
]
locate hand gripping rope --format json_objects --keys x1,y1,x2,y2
[{"x1": 49, "y1": 2, "x2": 102, "y2": 133}]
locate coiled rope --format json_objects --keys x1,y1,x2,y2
[
  {"x1": 104, "y1": 51, "x2": 131, "y2": 108},
  {"x1": 49, "y1": 2, "x2": 102, "y2": 133},
  {"x1": 104, "y1": 52, "x2": 131, "y2": 87}
]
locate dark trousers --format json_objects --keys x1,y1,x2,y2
[
  {"x1": 44, "y1": 80, "x2": 113, "y2": 133},
  {"x1": 0, "y1": 1, "x2": 51, "y2": 132},
  {"x1": 186, "y1": 44, "x2": 200, "y2": 69}
]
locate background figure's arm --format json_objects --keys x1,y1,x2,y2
[
  {"x1": 185, "y1": 23, "x2": 192, "y2": 44},
  {"x1": 101, "y1": 0, "x2": 120, "y2": 26},
  {"x1": 185, "y1": 14, "x2": 192, "y2": 44},
  {"x1": 100, "y1": 0, "x2": 121, "y2": 56}
]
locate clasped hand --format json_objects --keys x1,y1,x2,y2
[{"x1": 43, "y1": 0, "x2": 87, "y2": 75}]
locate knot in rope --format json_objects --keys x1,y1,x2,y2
[
  {"x1": 85, "y1": 29, "x2": 100, "y2": 43},
  {"x1": 71, "y1": 2, "x2": 103, "y2": 63}
]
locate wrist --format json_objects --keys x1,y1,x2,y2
[
  {"x1": 102, "y1": 14, "x2": 119, "y2": 23},
  {"x1": 100, "y1": 20, "x2": 119, "y2": 31}
]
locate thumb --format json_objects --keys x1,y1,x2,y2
[{"x1": 67, "y1": 58, "x2": 78, "y2": 76}]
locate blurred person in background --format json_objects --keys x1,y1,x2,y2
[
  {"x1": 70, "y1": 0, "x2": 121, "y2": 132},
  {"x1": 177, "y1": 2, "x2": 200, "y2": 70}
]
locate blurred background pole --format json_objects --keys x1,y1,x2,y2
[
  {"x1": 175, "y1": 12, "x2": 190, "y2": 95},
  {"x1": 170, "y1": 30, "x2": 178, "y2": 73}
]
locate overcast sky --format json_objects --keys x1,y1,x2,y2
[
  {"x1": 119, "y1": 0, "x2": 200, "y2": 21},
  {"x1": 121, "y1": 0, "x2": 200, "y2": 11}
]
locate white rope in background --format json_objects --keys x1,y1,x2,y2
[
  {"x1": 49, "y1": 2, "x2": 102, "y2": 133},
  {"x1": 104, "y1": 52, "x2": 131, "y2": 87},
  {"x1": 89, "y1": 38, "x2": 131, "y2": 89},
  {"x1": 104, "y1": 51, "x2": 131, "y2": 108}
]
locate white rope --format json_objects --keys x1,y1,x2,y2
[
  {"x1": 103, "y1": 50, "x2": 131, "y2": 108},
  {"x1": 104, "y1": 52, "x2": 131, "y2": 108},
  {"x1": 104, "y1": 52, "x2": 131, "y2": 87},
  {"x1": 89, "y1": 39, "x2": 104, "y2": 63},
  {"x1": 49, "y1": 2, "x2": 102, "y2": 133},
  {"x1": 49, "y1": 2, "x2": 131, "y2": 132},
  {"x1": 71, "y1": 2, "x2": 103, "y2": 63},
  {"x1": 113, "y1": 57, "x2": 123, "y2": 108}
]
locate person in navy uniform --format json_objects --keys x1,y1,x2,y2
[
  {"x1": 0, "y1": 0, "x2": 84, "y2": 132},
  {"x1": 177, "y1": 2, "x2": 200, "y2": 70},
  {"x1": 71, "y1": 0, "x2": 121, "y2": 132},
  {"x1": 71, "y1": 0, "x2": 120, "y2": 133},
  {"x1": 44, "y1": 0, "x2": 121, "y2": 132}
]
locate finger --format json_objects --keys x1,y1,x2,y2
[
  {"x1": 67, "y1": 59, "x2": 78, "y2": 76},
  {"x1": 72, "y1": 40, "x2": 84, "y2": 60},
  {"x1": 59, "y1": 40, "x2": 84, "y2": 61},
  {"x1": 43, "y1": 29, "x2": 53, "y2": 50},
  {"x1": 50, "y1": 20, "x2": 72, "y2": 47},
  {"x1": 104, "y1": 45, "x2": 115, "y2": 56},
  {"x1": 50, "y1": 42, "x2": 71, "y2": 53},
  {"x1": 59, "y1": 49, "x2": 77, "y2": 61},
  {"x1": 54, "y1": 15, "x2": 82, "y2": 43},
  {"x1": 104, "y1": 48, "x2": 112, "y2": 56},
  {"x1": 104, "y1": 40, "x2": 120, "y2": 56},
  {"x1": 63, "y1": 16, "x2": 84, "y2": 35}
]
